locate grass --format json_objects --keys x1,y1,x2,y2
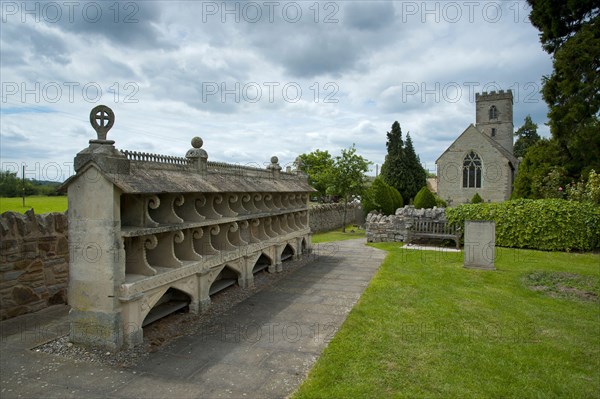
[
  {"x1": 311, "y1": 225, "x2": 366, "y2": 243},
  {"x1": 293, "y1": 244, "x2": 600, "y2": 398},
  {"x1": 0, "y1": 196, "x2": 68, "y2": 214}
]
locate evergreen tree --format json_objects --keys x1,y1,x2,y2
[
  {"x1": 471, "y1": 193, "x2": 483, "y2": 204},
  {"x1": 413, "y1": 186, "x2": 437, "y2": 209},
  {"x1": 381, "y1": 121, "x2": 427, "y2": 203},
  {"x1": 513, "y1": 115, "x2": 541, "y2": 158},
  {"x1": 363, "y1": 178, "x2": 403, "y2": 216},
  {"x1": 380, "y1": 121, "x2": 404, "y2": 191},
  {"x1": 527, "y1": 0, "x2": 600, "y2": 177},
  {"x1": 402, "y1": 133, "x2": 427, "y2": 201}
]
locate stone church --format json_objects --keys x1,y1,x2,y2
[{"x1": 436, "y1": 90, "x2": 519, "y2": 205}]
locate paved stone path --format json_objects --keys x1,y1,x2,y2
[{"x1": 0, "y1": 239, "x2": 386, "y2": 398}]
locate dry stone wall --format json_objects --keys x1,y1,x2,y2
[
  {"x1": 366, "y1": 206, "x2": 447, "y2": 243},
  {"x1": 0, "y1": 210, "x2": 69, "y2": 320},
  {"x1": 309, "y1": 203, "x2": 364, "y2": 233}
]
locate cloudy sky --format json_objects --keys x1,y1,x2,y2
[{"x1": 1, "y1": 1, "x2": 553, "y2": 182}]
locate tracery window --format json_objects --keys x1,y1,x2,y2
[
  {"x1": 463, "y1": 151, "x2": 482, "y2": 188},
  {"x1": 489, "y1": 105, "x2": 498, "y2": 120}
]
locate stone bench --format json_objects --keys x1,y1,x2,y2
[{"x1": 405, "y1": 219, "x2": 461, "y2": 249}]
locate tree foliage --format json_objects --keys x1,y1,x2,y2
[
  {"x1": 413, "y1": 186, "x2": 437, "y2": 209},
  {"x1": 327, "y1": 144, "x2": 371, "y2": 231},
  {"x1": 566, "y1": 169, "x2": 600, "y2": 204},
  {"x1": 381, "y1": 122, "x2": 427, "y2": 202},
  {"x1": 0, "y1": 171, "x2": 60, "y2": 197},
  {"x1": 513, "y1": 115, "x2": 541, "y2": 158},
  {"x1": 513, "y1": 139, "x2": 567, "y2": 199},
  {"x1": 527, "y1": 0, "x2": 600, "y2": 178},
  {"x1": 296, "y1": 150, "x2": 334, "y2": 200},
  {"x1": 363, "y1": 177, "x2": 403, "y2": 216}
]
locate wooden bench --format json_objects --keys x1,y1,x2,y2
[{"x1": 405, "y1": 219, "x2": 461, "y2": 249}]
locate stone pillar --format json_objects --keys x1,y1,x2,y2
[
  {"x1": 267, "y1": 156, "x2": 281, "y2": 179},
  {"x1": 186, "y1": 136, "x2": 208, "y2": 174},
  {"x1": 68, "y1": 105, "x2": 130, "y2": 350},
  {"x1": 464, "y1": 220, "x2": 495, "y2": 270}
]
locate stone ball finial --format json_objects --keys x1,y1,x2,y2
[
  {"x1": 186, "y1": 136, "x2": 207, "y2": 160},
  {"x1": 89, "y1": 105, "x2": 115, "y2": 144},
  {"x1": 191, "y1": 136, "x2": 203, "y2": 149},
  {"x1": 271, "y1": 156, "x2": 279, "y2": 164}
]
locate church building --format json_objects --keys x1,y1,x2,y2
[{"x1": 436, "y1": 90, "x2": 519, "y2": 205}]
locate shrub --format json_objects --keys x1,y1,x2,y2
[
  {"x1": 363, "y1": 177, "x2": 397, "y2": 215},
  {"x1": 471, "y1": 193, "x2": 483, "y2": 203},
  {"x1": 433, "y1": 193, "x2": 447, "y2": 208},
  {"x1": 446, "y1": 199, "x2": 600, "y2": 251},
  {"x1": 414, "y1": 186, "x2": 437, "y2": 209},
  {"x1": 566, "y1": 169, "x2": 600, "y2": 204},
  {"x1": 389, "y1": 186, "x2": 404, "y2": 213}
]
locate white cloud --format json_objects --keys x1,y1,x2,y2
[{"x1": 0, "y1": 1, "x2": 552, "y2": 181}]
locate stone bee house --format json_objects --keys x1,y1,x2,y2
[{"x1": 63, "y1": 106, "x2": 314, "y2": 349}]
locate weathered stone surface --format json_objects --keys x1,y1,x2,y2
[
  {"x1": 56, "y1": 236, "x2": 68, "y2": 255},
  {"x1": 12, "y1": 285, "x2": 40, "y2": 305},
  {"x1": 309, "y1": 203, "x2": 364, "y2": 233},
  {"x1": 0, "y1": 210, "x2": 69, "y2": 320},
  {"x1": 62, "y1": 107, "x2": 315, "y2": 350},
  {"x1": 365, "y1": 205, "x2": 449, "y2": 244},
  {"x1": 436, "y1": 91, "x2": 519, "y2": 206},
  {"x1": 464, "y1": 220, "x2": 496, "y2": 270}
]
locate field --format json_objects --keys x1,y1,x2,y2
[
  {"x1": 293, "y1": 244, "x2": 600, "y2": 398},
  {"x1": 0, "y1": 196, "x2": 68, "y2": 214}
]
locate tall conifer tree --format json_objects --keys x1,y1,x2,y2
[{"x1": 381, "y1": 122, "x2": 427, "y2": 202}]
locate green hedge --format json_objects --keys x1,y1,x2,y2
[{"x1": 446, "y1": 199, "x2": 600, "y2": 251}]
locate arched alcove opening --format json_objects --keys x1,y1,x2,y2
[
  {"x1": 142, "y1": 287, "x2": 191, "y2": 327},
  {"x1": 252, "y1": 253, "x2": 272, "y2": 274},
  {"x1": 281, "y1": 244, "x2": 294, "y2": 262},
  {"x1": 301, "y1": 238, "x2": 308, "y2": 254},
  {"x1": 209, "y1": 266, "x2": 239, "y2": 296}
]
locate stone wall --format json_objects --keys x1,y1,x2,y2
[
  {"x1": 0, "y1": 210, "x2": 69, "y2": 320},
  {"x1": 308, "y1": 203, "x2": 364, "y2": 233},
  {"x1": 366, "y1": 206, "x2": 447, "y2": 243}
]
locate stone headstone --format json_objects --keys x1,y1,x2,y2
[{"x1": 464, "y1": 220, "x2": 495, "y2": 270}]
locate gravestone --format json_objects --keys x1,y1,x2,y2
[{"x1": 463, "y1": 220, "x2": 495, "y2": 270}]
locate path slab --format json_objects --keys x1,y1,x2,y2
[{"x1": 0, "y1": 239, "x2": 386, "y2": 399}]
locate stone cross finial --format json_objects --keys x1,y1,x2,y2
[{"x1": 89, "y1": 105, "x2": 115, "y2": 144}]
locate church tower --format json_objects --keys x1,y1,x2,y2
[{"x1": 475, "y1": 90, "x2": 514, "y2": 154}]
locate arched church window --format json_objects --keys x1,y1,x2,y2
[
  {"x1": 489, "y1": 105, "x2": 498, "y2": 120},
  {"x1": 463, "y1": 151, "x2": 482, "y2": 188}
]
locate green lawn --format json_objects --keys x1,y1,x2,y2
[
  {"x1": 294, "y1": 244, "x2": 600, "y2": 398},
  {"x1": 0, "y1": 196, "x2": 68, "y2": 214},
  {"x1": 312, "y1": 225, "x2": 366, "y2": 243}
]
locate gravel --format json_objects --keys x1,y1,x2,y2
[{"x1": 35, "y1": 256, "x2": 312, "y2": 368}]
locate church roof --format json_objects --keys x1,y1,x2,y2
[{"x1": 435, "y1": 124, "x2": 519, "y2": 167}]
